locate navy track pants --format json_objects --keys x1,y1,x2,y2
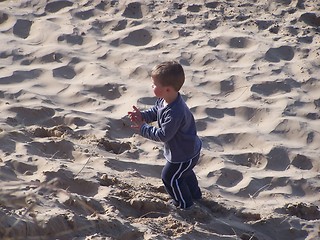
[{"x1": 161, "y1": 153, "x2": 202, "y2": 209}]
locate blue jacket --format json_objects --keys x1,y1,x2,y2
[{"x1": 140, "y1": 93, "x2": 202, "y2": 163}]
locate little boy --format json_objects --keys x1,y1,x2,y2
[{"x1": 128, "y1": 61, "x2": 202, "y2": 209}]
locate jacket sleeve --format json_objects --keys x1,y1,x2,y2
[
  {"x1": 140, "y1": 99, "x2": 160, "y2": 123},
  {"x1": 140, "y1": 110, "x2": 180, "y2": 142},
  {"x1": 141, "y1": 107, "x2": 157, "y2": 123}
]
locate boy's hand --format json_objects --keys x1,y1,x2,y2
[{"x1": 128, "y1": 106, "x2": 145, "y2": 129}]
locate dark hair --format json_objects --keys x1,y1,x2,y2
[{"x1": 151, "y1": 61, "x2": 185, "y2": 91}]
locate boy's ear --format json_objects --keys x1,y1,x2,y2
[{"x1": 166, "y1": 86, "x2": 174, "y2": 92}]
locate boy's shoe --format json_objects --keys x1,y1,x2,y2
[
  {"x1": 180, "y1": 203, "x2": 194, "y2": 210},
  {"x1": 169, "y1": 199, "x2": 195, "y2": 210},
  {"x1": 169, "y1": 199, "x2": 180, "y2": 207}
]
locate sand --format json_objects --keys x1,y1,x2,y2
[{"x1": 0, "y1": 0, "x2": 319, "y2": 239}]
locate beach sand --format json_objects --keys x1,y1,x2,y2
[{"x1": 0, "y1": 0, "x2": 319, "y2": 239}]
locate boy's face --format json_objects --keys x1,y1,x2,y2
[{"x1": 152, "y1": 76, "x2": 167, "y2": 98}]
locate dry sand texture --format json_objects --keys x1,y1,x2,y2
[{"x1": 0, "y1": 0, "x2": 320, "y2": 239}]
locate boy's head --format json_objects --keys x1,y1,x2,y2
[{"x1": 151, "y1": 61, "x2": 185, "y2": 92}]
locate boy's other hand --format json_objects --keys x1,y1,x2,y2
[{"x1": 128, "y1": 106, "x2": 144, "y2": 129}]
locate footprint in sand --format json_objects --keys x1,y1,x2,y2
[
  {"x1": 291, "y1": 154, "x2": 313, "y2": 170},
  {"x1": 205, "y1": 107, "x2": 234, "y2": 119},
  {"x1": 204, "y1": 19, "x2": 219, "y2": 30},
  {"x1": 106, "y1": 183, "x2": 170, "y2": 219},
  {"x1": 266, "y1": 147, "x2": 290, "y2": 171},
  {"x1": 225, "y1": 152, "x2": 267, "y2": 167},
  {"x1": 265, "y1": 45, "x2": 294, "y2": 62},
  {"x1": 0, "y1": 11, "x2": 9, "y2": 24},
  {"x1": 32, "y1": 125, "x2": 73, "y2": 138},
  {"x1": 45, "y1": 0, "x2": 73, "y2": 13},
  {"x1": 205, "y1": 1, "x2": 220, "y2": 9},
  {"x1": 285, "y1": 202, "x2": 320, "y2": 220},
  {"x1": 74, "y1": 9, "x2": 95, "y2": 20},
  {"x1": 44, "y1": 169, "x2": 99, "y2": 197},
  {"x1": 112, "y1": 19, "x2": 127, "y2": 31},
  {"x1": 137, "y1": 96, "x2": 158, "y2": 106},
  {"x1": 122, "y1": 2, "x2": 145, "y2": 19},
  {"x1": 256, "y1": 20, "x2": 274, "y2": 30},
  {"x1": 86, "y1": 83, "x2": 126, "y2": 100},
  {"x1": 187, "y1": 4, "x2": 202, "y2": 12},
  {"x1": 220, "y1": 75, "x2": 239, "y2": 93},
  {"x1": 57, "y1": 32, "x2": 83, "y2": 45},
  {"x1": 0, "y1": 69, "x2": 42, "y2": 84},
  {"x1": 40, "y1": 52, "x2": 63, "y2": 63},
  {"x1": 216, "y1": 168, "x2": 243, "y2": 188},
  {"x1": 236, "y1": 177, "x2": 272, "y2": 198},
  {"x1": 13, "y1": 19, "x2": 33, "y2": 39},
  {"x1": 0, "y1": 164, "x2": 18, "y2": 181},
  {"x1": 8, "y1": 106, "x2": 55, "y2": 126},
  {"x1": 229, "y1": 37, "x2": 253, "y2": 49},
  {"x1": 26, "y1": 139, "x2": 74, "y2": 159},
  {"x1": 6, "y1": 160, "x2": 37, "y2": 176},
  {"x1": 299, "y1": 12, "x2": 320, "y2": 27},
  {"x1": 251, "y1": 78, "x2": 300, "y2": 96},
  {"x1": 123, "y1": 29, "x2": 152, "y2": 46},
  {"x1": 53, "y1": 65, "x2": 76, "y2": 79},
  {"x1": 62, "y1": 195, "x2": 105, "y2": 215}
]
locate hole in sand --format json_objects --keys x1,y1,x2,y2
[{"x1": 98, "y1": 138, "x2": 131, "y2": 154}]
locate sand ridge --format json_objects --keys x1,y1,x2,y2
[{"x1": 0, "y1": 0, "x2": 320, "y2": 239}]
